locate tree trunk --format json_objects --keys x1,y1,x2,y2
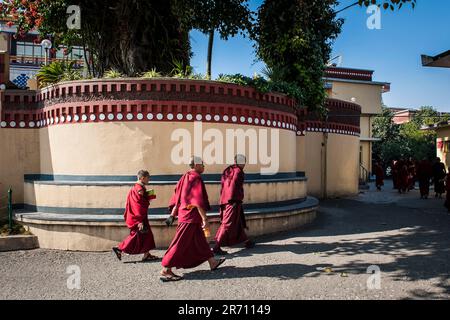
[
  {"x1": 80, "y1": 0, "x2": 191, "y2": 77},
  {"x1": 206, "y1": 29, "x2": 214, "y2": 80}
]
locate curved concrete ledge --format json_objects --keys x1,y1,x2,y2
[
  {"x1": 19, "y1": 197, "x2": 308, "y2": 216},
  {"x1": 14, "y1": 197, "x2": 319, "y2": 251},
  {"x1": 24, "y1": 178, "x2": 307, "y2": 214}
]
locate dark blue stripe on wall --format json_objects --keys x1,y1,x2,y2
[
  {"x1": 22, "y1": 198, "x2": 307, "y2": 215},
  {"x1": 24, "y1": 172, "x2": 306, "y2": 182}
]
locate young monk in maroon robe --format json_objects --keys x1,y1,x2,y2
[
  {"x1": 112, "y1": 170, "x2": 158, "y2": 262},
  {"x1": 160, "y1": 157, "x2": 226, "y2": 281},
  {"x1": 213, "y1": 154, "x2": 254, "y2": 255},
  {"x1": 398, "y1": 160, "x2": 409, "y2": 193},
  {"x1": 417, "y1": 158, "x2": 432, "y2": 199},
  {"x1": 373, "y1": 161, "x2": 384, "y2": 191},
  {"x1": 392, "y1": 160, "x2": 399, "y2": 190}
]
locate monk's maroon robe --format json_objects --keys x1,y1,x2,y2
[
  {"x1": 417, "y1": 160, "x2": 432, "y2": 197},
  {"x1": 118, "y1": 183, "x2": 156, "y2": 254},
  {"x1": 392, "y1": 161, "x2": 399, "y2": 190},
  {"x1": 162, "y1": 170, "x2": 213, "y2": 269},
  {"x1": 374, "y1": 164, "x2": 384, "y2": 189},
  {"x1": 399, "y1": 162, "x2": 409, "y2": 192},
  {"x1": 214, "y1": 165, "x2": 248, "y2": 247}
]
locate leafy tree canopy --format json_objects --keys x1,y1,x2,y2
[
  {"x1": 254, "y1": 0, "x2": 343, "y2": 113},
  {"x1": 373, "y1": 106, "x2": 446, "y2": 169}
]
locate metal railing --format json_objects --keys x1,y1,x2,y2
[
  {"x1": 10, "y1": 55, "x2": 84, "y2": 67},
  {"x1": 359, "y1": 164, "x2": 369, "y2": 185}
]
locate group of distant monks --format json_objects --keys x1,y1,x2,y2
[
  {"x1": 373, "y1": 157, "x2": 450, "y2": 212},
  {"x1": 112, "y1": 154, "x2": 254, "y2": 281}
]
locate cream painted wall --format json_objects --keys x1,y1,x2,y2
[
  {"x1": 330, "y1": 81, "x2": 383, "y2": 116},
  {"x1": 296, "y1": 135, "x2": 306, "y2": 172},
  {"x1": 328, "y1": 80, "x2": 383, "y2": 178},
  {"x1": 326, "y1": 134, "x2": 359, "y2": 197},
  {"x1": 360, "y1": 141, "x2": 371, "y2": 173},
  {"x1": 39, "y1": 122, "x2": 297, "y2": 176},
  {"x1": 305, "y1": 132, "x2": 323, "y2": 197},
  {"x1": 0, "y1": 129, "x2": 40, "y2": 205},
  {"x1": 306, "y1": 132, "x2": 359, "y2": 198},
  {"x1": 360, "y1": 115, "x2": 372, "y2": 139}
]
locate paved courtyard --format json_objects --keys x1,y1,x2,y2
[{"x1": 1, "y1": 181, "x2": 450, "y2": 300}]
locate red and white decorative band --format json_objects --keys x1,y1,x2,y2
[
  {"x1": 1, "y1": 101, "x2": 299, "y2": 132},
  {"x1": 299, "y1": 126, "x2": 360, "y2": 137}
]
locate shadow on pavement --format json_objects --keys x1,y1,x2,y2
[
  {"x1": 184, "y1": 263, "x2": 322, "y2": 281},
  {"x1": 218, "y1": 188, "x2": 450, "y2": 299}
]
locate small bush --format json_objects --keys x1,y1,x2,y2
[
  {"x1": 171, "y1": 60, "x2": 193, "y2": 78},
  {"x1": 61, "y1": 69, "x2": 83, "y2": 82},
  {"x1": 216, "y1": 73, "x2": 303, "y2": 101},
  {"x1": 188, "y1": 73, "x2": 206, "y2": 80},
  {"x1": 103, "y1": 69, "x2": 124, "y2": 79},
  {"x1": 140, "y1": 68, "x2": 162, "y2": 78},
  {"x1": 37, "y1": 60, "x2": 79, "y2": 87},
  {"x1": 0, "y1": 221, "x2": 32, "y2": 236}
]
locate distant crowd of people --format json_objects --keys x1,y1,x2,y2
[{"x1": 373, "y1": 157, "x2": 450, "y2": 212}]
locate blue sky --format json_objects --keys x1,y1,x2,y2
[{"x1": 190, "y1": 0, "x2": 450, "y2": 112}]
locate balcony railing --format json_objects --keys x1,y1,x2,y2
[
  {"x1": 325, "y1": 67, "x2": 373, "y2": 82},
  {"x1": 9, "y1": 55, "x2": 84, "y2": 68}
]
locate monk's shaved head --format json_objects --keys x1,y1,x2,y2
[
  {"x1": 235, "y1": 154, "x2": 246, "y2": 165},
  {"x1": 137, "y1": 170, "x2": 150, "y2": 180},
  {"x1": 189, "y1": 156, "x2": 203, "y2": 168},
  {"x1": 189, "y1": 156, "x2": 205, "y2": 173}
]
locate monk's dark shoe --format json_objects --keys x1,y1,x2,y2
[
  {"x1": 211, "y1": 258, "x2": 226, "y2": 271},
  {"x1": 213, "y1": 248, "x2": 228, "y2": 255},
  {"x1": 160, "y1": 271, "x2": 183, "y2": 282},
  {"x1": 112, "y1": 247, "x2": 122, "y2": 261},
  {"x1": 160, "y1": 275, "x2": 184, "y2": 282},
  {"x1": 142, "y1": 254, "x2": 160, "y2": 262}
]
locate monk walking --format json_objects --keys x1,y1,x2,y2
[
  {"x1": 113, "y1": 170, "x2": 158, "y2": 262},
  {"x1": 160, "y1": 156, "x2": 226, "y2": 281},
  {"x1": 213, "y1": 154, "x2": 254, "y2": 255},
  {"x1": 417, "y1": 158, "x2": 432, "y2": 199},
  {"x1": 432, "y1": 157, "x2": 446, "y2": 198},
  {"x1": 398, "y1": 159, "x2": 409, "y2": 194},
  {"x1": 373, "y1": 161, "x2": 384, "y2": 191},
  {"x1": 392, "y1": 160, "x2": 399, "y2": 190}
]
